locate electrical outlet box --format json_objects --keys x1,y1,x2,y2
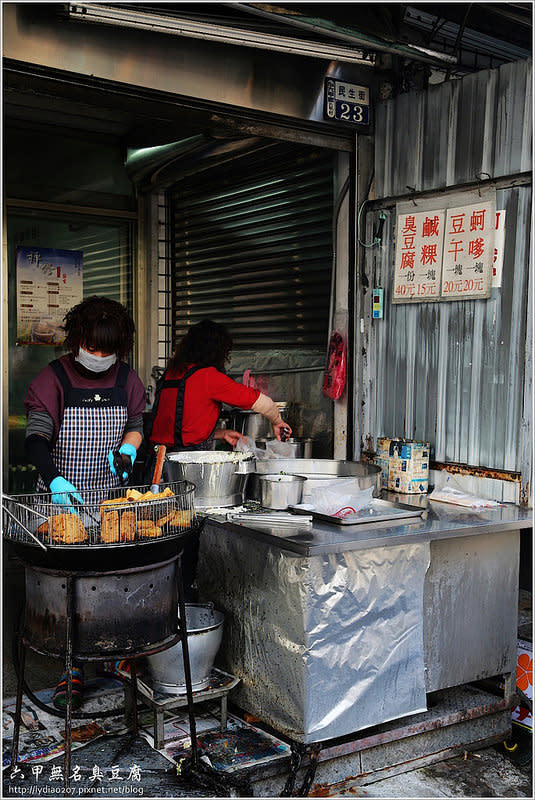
[{"x1": 372, "y1": 288, "x2": 384, "y2": 319}]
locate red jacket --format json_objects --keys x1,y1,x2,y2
[{"x1": 149, "y1": 365, "x2": 260, "y2": 447}]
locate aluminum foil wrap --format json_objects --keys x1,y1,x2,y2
[{"x1": 198, "y1": 522, "x2": 430, "y2": 743}]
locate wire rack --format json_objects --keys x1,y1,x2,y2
[{"x1": 2, "y1": 481, "x2": 197, "y2": 549}]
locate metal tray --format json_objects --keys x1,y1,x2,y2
[{"x1": 288, "y1": 498, "x2": 425, "y2": 526}]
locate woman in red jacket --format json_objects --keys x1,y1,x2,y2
[
  {"x1": 145, "y1": 320, "x2": 291, "y2": 600},
  {"x1": 147, "y1": 319, "x2": 291, "y2": 456}
]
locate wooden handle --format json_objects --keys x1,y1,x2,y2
[{"x1": 151, "y1": 445, "x2": 167, "y2": 488}]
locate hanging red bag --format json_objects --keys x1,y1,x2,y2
[{"x1": 323, "y1": 331, "x2": 347, "y2": 400}]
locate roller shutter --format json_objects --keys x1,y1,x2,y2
[{"x1": 170, "y1": 144, "x2": 334, "y2": 349}]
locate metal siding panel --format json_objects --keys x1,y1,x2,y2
[
  {"x1": 504, "y1": 188, "x2": 530, "y2": 469},
  {"x1": 421, "y1": 81, "x2": 453, "y2": 190},
  {"x1": 389, "y1": 91, "x2": 423, "y2": 195},
  {"x1": 374, "y1": 101, "x2": 389, "y2": 197},
  {"x1": 493, "y1": 59, "x2": 529, "y2": 177},
  {"x1": 368, "y1": 60, "x2": 531, "y2": 476},
  {"x1": 454, "y1": 70, "x2": 491, "y2": 184}
]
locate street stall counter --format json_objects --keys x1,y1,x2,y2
[{"x1": 197, "y1": 500, "x2": 532, "y2": 744}]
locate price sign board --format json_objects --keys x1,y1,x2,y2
[
  {"x1": 16, "y1": 246, "x2": 83, "y2": 345},
  {"x1": 324, "y1": 78, "x2": 370, "y2": 126},
  {"x1": 393, "y1": 210, "x2": 445, "y2": 303},
  {"x1": 441, "y1": 201, "x2": 495, "y2": 300}
]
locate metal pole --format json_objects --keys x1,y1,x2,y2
[
  {"x1": 64, "y1": 575, "x2": 73, "y2": 789},
  {"x1": 10, "y1": 640, "x2": 25, "y2": 769},
  {"x1": 176, "y1": 549, "x2": 199, "y2": 767},
  {"x1": 130, "y1": 660, "x2": 138, "y2": 736}
]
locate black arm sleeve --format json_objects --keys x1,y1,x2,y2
[{"x1": 25, "y1": 434, "x2": 60, "y2": 487}]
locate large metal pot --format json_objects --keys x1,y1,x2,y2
[
  {"x1": 166, "y1": 451, "x2": 255, "y2": 508},
  {"x1": 224, "y1": 403, "x2": 289, "y2": 439},
  {"x1": 143, "y1": 603, "x2": 224, "y2": 694},
  {"x1": 248, "y1": 459, "x2": 382, "y2": 502}
]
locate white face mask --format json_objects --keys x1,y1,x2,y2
[{"x1": 75, "y1": 347, "x2": 117, "y2": 373}]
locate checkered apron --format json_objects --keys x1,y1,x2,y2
[{"x1": 36, "y1": 360, "x2": 130, "y2": 499}]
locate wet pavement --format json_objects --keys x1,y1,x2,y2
[{"x1": 3, "y1": 552, "x2": 532, "y2": 798}]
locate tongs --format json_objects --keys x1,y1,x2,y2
[
  {"x1": 227, "y1": 511, "x2": 313, "y2": 528},
  {"x1": 150, "y1": 445, "x2": 167, "y2": 494}
]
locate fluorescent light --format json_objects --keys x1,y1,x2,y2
[{"x1": 67, "y1": 4, "x2": 376, "y2": 66}]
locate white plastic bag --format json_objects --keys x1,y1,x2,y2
[
  {"x1": 236, "y1": 436, "x2": 270, "y2": 461},
  {"x1": 428, "y1": 471, "x2": 500, "y2": 508},
  {"x1": 304, "y1": 478, "x2": 374, "y2": 517}
]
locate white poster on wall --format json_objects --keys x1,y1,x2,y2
[
  {"x1": 16, "y1": 246, "x2": 83, "y2": 344},
  {"x1": 441, "y1": 201, "x2": 495, "y2": 301},
  {"x1": 392, "y1": 210, "x2": 445, "y2": 303}
]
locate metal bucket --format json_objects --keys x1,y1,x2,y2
[
  {"x1": 165, "y1": 451, "x2": 255, "y2": 507},
  {"x1": 143, "y1": 603, "x2": 224, "y2": 694}
]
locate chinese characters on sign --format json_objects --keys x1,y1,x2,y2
[
  {"x1": 393, "y1": 210, "x2": 445, "y2": 301},
  {"x1": 9, "y1": 762, "x2": 143, "y2": 785},
  {"x1": 393, "y1": 201, "x2": 497, "y2": 303},
  {"x1": 441, "y1": 202, "x2": 495, "y2": 300},
  {"x1": 16, "y1": 246, "x2": 83, "y2": 345},
  {"x1": 324, "y1": 78, "x2": 370, "y2": 126}
]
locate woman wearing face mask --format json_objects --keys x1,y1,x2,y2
[{"x1": 24, "y1": 295, "x2": 146, "y2": 709}]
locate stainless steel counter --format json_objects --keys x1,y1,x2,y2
[
  {"x1": 206, "y1": 495, "x2": 532, "y2": 556},
  {"x1": 199, "y1": 494, "x2": 531, "y2": 743}
]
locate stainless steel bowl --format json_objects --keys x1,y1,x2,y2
[
  {"x1": 165, "y1": 452, "x2": 255, "y2": 508},
  {"x1": 258, "y1": 473, "x2": 307, "y2": 509},
  {"x1": 248, "y1": 459, "x2": 382, "y2": 502},
  {"x1": 142, "y1": 603, "x2": 224, "y2": 694}
]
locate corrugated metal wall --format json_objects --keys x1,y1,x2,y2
[{"x1": 364, "y1": 59, "x2": 532, "y2": 481}]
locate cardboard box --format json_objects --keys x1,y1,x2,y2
[{"x1": 375, "y1": 437, "x2": 429, "y2": 494}]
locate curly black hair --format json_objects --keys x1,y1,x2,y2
[
  {"x1": 170, "y1": 320, "x2": 232, "y2": 373},
  {"x1": 63, "y1": 296, "x2": 135, "y2": 361}
]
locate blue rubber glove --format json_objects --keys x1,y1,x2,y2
[
  {"x1": 49, "y1": 476, "x2": 84, "y2": 513},
  {"x1": 108, "y1": 442, "x2": 137, "y2": 480}
]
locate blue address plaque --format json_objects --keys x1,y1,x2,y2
[{"x1": 324, "y1": 78, "x2": 371, "y2": 126}]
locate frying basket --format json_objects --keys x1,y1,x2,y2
[{"x1": 2, "y1": 481, "x2": 196, "y2": 549}]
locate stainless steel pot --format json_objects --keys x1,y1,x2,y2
[
  {"x1": 255, "y1": 438, "x2": 313, "y2": 459},
  {"x1": 248, "y1": 459, "x2": 382, "y2": 502},
  {"x1": 165, "y1": 451, "x2": 255, "y2": 508},
  {"x1": 258, "y1": 473, "x2": 307, "y2": 510},
  {"x1": 143, "y1": 603, "x2": 224, "y2": 694},
  {"x1": 224, "y1": 403, "x2": 289, "y2": 439}
]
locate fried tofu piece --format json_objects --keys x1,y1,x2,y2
[
  {"x1": 37, "y1": 513, "x2": 88, "y2": 544},
  {"x1": 101, "y1": 510, "x2": 119, "y2": 543},
  {"x1": 157, "y1": 509, "x2": 193, "y2": 528},
  {"x1": 120, "y1": 510, "x2": 136, "y2": 542},
  {"x1": 135, "y1": 520, "x2": 162, "y2": 538}
]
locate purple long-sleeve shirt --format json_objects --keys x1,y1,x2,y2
[{"x1": 25, "y1": 354, "x2": 146, "y2": 445}]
